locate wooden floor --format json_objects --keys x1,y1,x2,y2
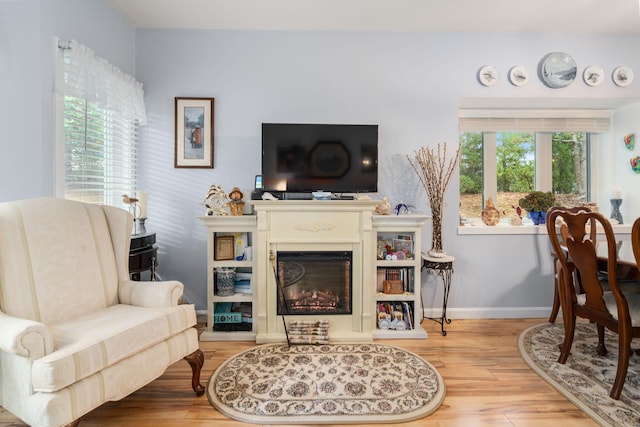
[{"x1": 0, "y1": 318, "x2": 597, "y2": 427}]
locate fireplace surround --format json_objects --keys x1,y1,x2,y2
[{"x1": 254, "y1": 200, "x2": 378, "y2": 343}]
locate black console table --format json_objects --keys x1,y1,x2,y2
[
  {"x1": 129, "y1": 231, "x2": 157, "y2": 281},
  {"x1": 421, "y1": 254, "x2": 454, "y2": 336}
]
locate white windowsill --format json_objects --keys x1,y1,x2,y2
[{"x1": 457, "y1": 223, "x2": 632, "y2": 235}]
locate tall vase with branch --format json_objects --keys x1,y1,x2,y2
[{"x1": 408, "y1": 142, "x2": 461, "y2": 258}]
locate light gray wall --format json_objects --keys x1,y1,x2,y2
[
  {"x1": 0, "y1": 0, "x2": 135, "y2": 201},
  {"x1": 2, "y1": 0, "x2": 640, "y2": 318},
  {"x1": 135, "y1": 29, "x2": 640, "y2": 316}
]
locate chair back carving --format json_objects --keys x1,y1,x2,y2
[{"x1": 547, "y1": 207, "x2": 625, "y2": 322}]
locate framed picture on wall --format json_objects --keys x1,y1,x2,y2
[{"x1": 174, "y1": 97, "x2": 214, "y2": 168}]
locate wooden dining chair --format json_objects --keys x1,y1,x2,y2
[
  {"x1": 546, "y1": 207, "x2": 640, "y2": 400},
  {"x1": 547, "y1": 206, "x2": 595, "y2": 323}
]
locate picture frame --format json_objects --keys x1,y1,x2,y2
[
  {"x1": 174, "y1": 97, "x2": 214, "y2": 168},
  {"x1": 393, "y1": 238, "x2": 414, "y2": 258},
  {"x1": 214, "y1": 235, "x2": 235, "y2": 260}
]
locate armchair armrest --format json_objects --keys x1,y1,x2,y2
[
  {"x1": 0, "y1": 311, "x2": 53, "y2": 358},
  {"x1": 119, "y1": 279, "x2": 184, "y2": 308}
]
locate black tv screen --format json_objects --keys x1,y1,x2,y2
[{"x1": 261, "y1": 123, "x2": 378, "y2": 194}]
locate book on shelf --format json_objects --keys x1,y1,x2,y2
[
  {"x1": 377, "y1": 267, "x2": 414, "y2": 293},
  {"x1": 376, "y1": 301, "x2": 413, "y2": 330}
]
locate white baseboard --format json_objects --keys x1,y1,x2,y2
[{"x1": 422, "y1": 306, "x2": 554, "y2": 319}]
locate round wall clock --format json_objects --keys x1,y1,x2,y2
[
  {"x1": 478, "y1": 65, "x2": 498, "y2": 87},
  {"x1": 509, "y1": 65, "x2": 529, "y2": 86},
  {"x1": 583, "y1": 66, "x2": 604, "y2": 87},
  {"x1": 539, "y1": 52, "x2": 577, "y2": 88},
  {"x1": 613, "y1": 66, "x2": 633, "y2": 87}
]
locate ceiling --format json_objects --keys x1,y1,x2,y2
[{"x1": 108, "y1": 0, "x2": 640, "y2": 34}]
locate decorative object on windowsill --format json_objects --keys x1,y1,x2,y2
[
  {"x1": 631, "y1": 156, "x2": 640, "y2": 174},
  {"x1": 375, "y1": 197, "x2": 391, "y2": 215},
  {"x1": 624, "y1": 133, "x2": 635, "y2": 150},
  {"x1": 202, "y1": 184, "x2": 229, "y2": 216},
  {"x1": 612, "y1": 66, "x2": 633, "y2": 87},
  {"x1": 539, "y1": 52, "x2": 576, "y2": 89},
  {"x1": 510, "y1": 205, "x2": 523, "y2": 226},
  {"x1": 610, "y1": 187, "x2": 623, "y2": 225},
  {"x1": 227, "y1": 187, "x2": 245, "y2": 216},
  {"x1": 408, "y1": 142, "x2": 461, "y2": 258},
  {"x1": 518, "y1": 191, "x2": 556, "y2": 226},
  {"x1": 481, "y1": 197, "x2": 500, "y2": 226}
]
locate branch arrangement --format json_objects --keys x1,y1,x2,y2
[{"x1": 407, "y1": 142, "x2": 461, "y2": 254}]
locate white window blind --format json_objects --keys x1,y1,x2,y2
[
  {"x1": 459, "y1": 109, "x2": 611, "y2": 132},
  {"x1": 58, "y1": 39, "x2": 146, "y2": 206}
]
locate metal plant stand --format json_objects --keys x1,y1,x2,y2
[{"x1": 422, "y1": 254, "x2": 454, "y2": 336}]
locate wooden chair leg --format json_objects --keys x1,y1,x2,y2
[
  {"x1": 548, "y1": 266, "x2": 560, "y2": 323},
  {"x1": 611, "y1": 337, "x2": 631, "y2": 399},
  {"x1": 558, "y1": 272, "x2": 575, "y2": 364},
  {"x1": 185, "y1": 349, "x2": 205, "y2": 396},
  {"x1": 596, "y1": 324, "x2": 607, "y2": 356}
]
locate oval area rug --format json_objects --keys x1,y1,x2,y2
[{"x1": 207, "y1": 343, "x2": 446, "y2": 424}]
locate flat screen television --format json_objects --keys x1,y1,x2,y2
[{"x1": 261, "y1": 123, "x2": 378, "y2": 195}]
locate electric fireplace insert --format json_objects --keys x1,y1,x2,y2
[{"x1": 276, "y1": 251, "x2": 352, "y2": 315}]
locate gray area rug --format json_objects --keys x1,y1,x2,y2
[
  {"x1": 519, "y1": 322, "x2": 640, "y2": 426},
  {"x1": 207, "y1": 343, "x2": 446, "y2": 424}
]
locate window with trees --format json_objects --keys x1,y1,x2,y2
[{"x1": 458, "y1": 111, "x2": 609, "y2": 222}]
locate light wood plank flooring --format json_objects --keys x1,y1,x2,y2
[{"x1": 0, "y1": 318, "x2": 597, "y2": 426}]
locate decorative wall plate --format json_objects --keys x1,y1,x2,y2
[
  {"x1": 613, "y1": 66, "x2": 633, "y2": 87},
  {"x1": 539, "y1": 52, "x2": 577, "y2": 88},
  {"x1": 583, "y1": 65, "x2": 604, "y2": 87},
  {"x1": 478, "y1": 65, "x2": 498, "y2": 87},
  {"x1": 509, "y1": 65, "x2": 529, "y2": 86}
]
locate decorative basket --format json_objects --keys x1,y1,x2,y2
[{"x1": 215, "y1": 268, "x2": 236, "y2": 296}]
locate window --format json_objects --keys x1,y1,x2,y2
[
  {"x1": 56, "y1": 39, "x2": 146, "y2": 206},
  {"x1": 459, "y1": 111, "x2": 609, "y2": 221}
]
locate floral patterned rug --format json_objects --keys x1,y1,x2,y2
[
  {"x1": 519, "y1": 322, "x2": 640, "y2": 426},
  {"x1": 207, "y1": 343, "x2": 446, "y2": 424}
]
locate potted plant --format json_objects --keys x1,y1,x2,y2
[{"x1": 518, "y1": 191, "x2": 556, "y2": 225}]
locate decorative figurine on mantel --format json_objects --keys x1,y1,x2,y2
[
  {"x1": 375, "y1": 197, "x2": 391, "y2": 215},
  {"x1": 227, "y1": 187, "x2": 245, "y2": 216},
  {"x1": 202, "y1": 184, "x2": 229, "y2": 216}
]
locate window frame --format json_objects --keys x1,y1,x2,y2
[{"x1": 458, "y1": 109, "x2": 608, "y2": 234}]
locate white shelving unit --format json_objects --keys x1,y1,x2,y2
[
  {"x1": 372, "y1": 215, "x2": 430, "y2": 339},
  {"x1": 199, "y1": 215, "x2": 257, "y2": 341}
]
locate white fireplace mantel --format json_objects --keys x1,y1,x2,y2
[{"x1": 253, "y1": 200, "x2": 379, "y2": 343}]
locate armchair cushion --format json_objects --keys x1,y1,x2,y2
[{"x1": 32, "y1": 303, "x2": 196, "y2": 392}]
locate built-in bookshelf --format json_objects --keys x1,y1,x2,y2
[
  {"x1": 199, "y1": 215, "x2": 257, "y2": 341},
  {"x1": 372, "y1": 215, "x2": 429, "y2": 339}
]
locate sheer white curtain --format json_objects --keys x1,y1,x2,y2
[
  {"x1": 61, "y1": 39, "x2": 147, "y2": 125},
  {"x1": 57, "y1": 39, "x2": 146, "y2": 206}
]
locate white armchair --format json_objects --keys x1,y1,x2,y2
[{"x1": 0, "y1": 198, "x2": 204, "y2": 427}]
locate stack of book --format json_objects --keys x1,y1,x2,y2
[{"x1": 287, "y1": 319, "x2": 330, "y2": 344}]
